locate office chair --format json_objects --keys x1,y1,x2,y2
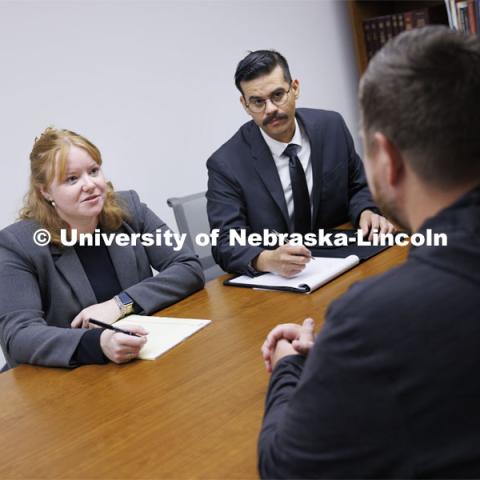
[
  {"x1": 0, "y1": 350, "x2": 5, "y2": 372},
  {"x1": 167, "y1": 192, "x2": 224, "y2": 282}
]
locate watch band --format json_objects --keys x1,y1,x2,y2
[{"x1": 114, "y1": 292, "x2": 135, "y2": 317}]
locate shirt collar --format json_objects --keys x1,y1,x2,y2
[{"x1": 260, "y1": 118, "x2": 303, "y2": 159}]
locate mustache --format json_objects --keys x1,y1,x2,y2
[{"x1": 263, "y1": 112, "x2": 288, "y2": 126}]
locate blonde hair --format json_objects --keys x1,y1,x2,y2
[{"x1": 19, "y1": 127, "x2": 127, "y2": 245}]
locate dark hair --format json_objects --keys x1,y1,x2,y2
[
  {"x1": 360, "y1": 26, "x2": 480, "y2": 187},
  {"x1": 234, "y1": 50, "x2": 292, "y2": 94}
]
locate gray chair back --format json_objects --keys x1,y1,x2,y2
[
  {"x1": 0, "y1": 350, "x2": 5, "y2": 372},
  {"x1": 167, "y1": 192, "x2": 224, "y2": 281}
]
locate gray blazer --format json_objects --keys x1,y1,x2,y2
[{"x1": 0, "y1": 190, "x2": 204, "y2": 369}]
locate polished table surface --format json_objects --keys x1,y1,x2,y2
[{"x1": 0, "y1": 245, "x2": 408, "y2": 480}]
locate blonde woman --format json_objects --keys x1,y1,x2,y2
[{"x1": 0, "y1": 128, "x2": 204, "y2": 370}]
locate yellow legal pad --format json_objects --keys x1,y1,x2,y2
[{"x1": 114, "y1": 315, "x2": 211, "y2": 360}]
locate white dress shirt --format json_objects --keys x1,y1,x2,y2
[{"x1": 260, "y1": 119, "x2": 312, "y2": 231}]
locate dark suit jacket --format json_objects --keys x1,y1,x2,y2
[
  {"x1": 258, "y1": 186, "x2": 480, "y2": 479},
  {"x1": 0, "y1": 190, "x2": 204, "y2": 370},
  {"x1": 207, "y1": 108, "x2": 377, "y2": 274}
]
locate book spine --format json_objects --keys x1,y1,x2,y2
[
  {"x1": 362, "y1": 19, "x2": 373, "y2": 60},
  {"x1": 477, "y1": 0, "x2": 480, "y2": 32},
  {"x1": 392, "y1": 13, "x2": 398, "y2": 35},
  {"x1": 413, "y1": 9, "x2": 429, "y2": 27},
  {"x1": 404, "y1": 11, "x2": 414, "y2": 30},
  {"x1": 397, "y1": 13, "x2": 405, "y2": 34},
  {"x1": 385, "y1": 15, "x2": 393, "y2": 41},
  {"x1": 378, "y1": 15, "x2": 387, "y2": 49},
  {"x1": 371, "y1": 17, "x2": 379, "y2": 55},
  {"x1": 451, "y1": 0, "x2": 459, "y2": 28},
  {"x1": 445, "y1": 0, "x2": 454, "y2": 27},
  {"x1": 467, "y1": 0, "x2": 478, "y2": 32},
  {"x1": 462, "y1": 3, "x2": 470, "y2": 31},
  {"x1": 456, "y1": 0, "x2": 469, "y2": 31}
]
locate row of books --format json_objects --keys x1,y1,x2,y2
[
  {"x1": 363, "y1": 9, "x2": 433, "y2": 60},
  {"x1": 445, "y1": 0, "x2": 480, "y2": 33},
  {"x1": 363, "y1": 1, "x2": 480, "y2": 62}
]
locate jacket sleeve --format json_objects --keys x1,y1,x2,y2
[
  {"x1": 206, "y1": 156, "x2": 263, "y2": 275},
  {"x1": 258, "y1": 293, "x2": 411, "y2": 479},
  {"x1": 0, "y1": 229, "x2": 87, "y2": 368},
  {"x1": 340, "y1": 117, "x2": 379, "y2": 226},
  {"x1": 122, "y1": 191, "x2": 205, "y2": 314}
]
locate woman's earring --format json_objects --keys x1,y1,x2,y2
[{"x1": 50, "y1": 200, "x2": 56, "y2": 207}]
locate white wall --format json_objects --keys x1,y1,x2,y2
[
  {"x1": 0, "y1": 0, "x2": 360, "y2": 367},
  {"x1": 0, "y1": 0, "x2": 360, "y2": 229}
]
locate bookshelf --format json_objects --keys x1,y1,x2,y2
[{"x1": 348, "y1": 1, "x2": 449, "y2": 75}]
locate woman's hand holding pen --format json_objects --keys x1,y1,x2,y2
[
  {"x1": 100, "y1": 326, "x2": 148, "y2": 364},
  {"x1": 70, "y1": 299, "x2": 122, "y2": 329},
  {"x1": 253, "y1": 244, "x2": 313, "y2": 277}
]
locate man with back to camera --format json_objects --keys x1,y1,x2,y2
[
  {"x1": 257, "y1": 26, "x2": 480, "y2": 478},
  {"x1": 206, "y1": 50, "x2": 394, "y2": 277}
]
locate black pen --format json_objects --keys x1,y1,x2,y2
[
  {"x1": 270, "y1": 229, "x2": 315, "y2": 260},
  {"x1": 89, "y1": 318, "x2": 141, "y2": 337}
]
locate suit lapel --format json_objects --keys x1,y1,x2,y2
[
  {"x1": 52, "y1": 245, "x2": 97, "y2": 308},
  {"x1": 246, "y1": 123, "x2": 290, "y2": 229},
  {"x1": 297, "y1": 110, "x2": 324, "y2": 229},
  {"x1": 52, "y1": 223, "x2": 141, "y2": 308},
  {"x1": 106, "y1": 223, "x2": 141, "y2": 290}
]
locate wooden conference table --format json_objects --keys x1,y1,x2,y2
[{"x1": 0, "y1": 245, "x2": 408, "y2": 480}]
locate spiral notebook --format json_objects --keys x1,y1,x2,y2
[
  {"x1": 114, "y1": 315, "x2": 211, "y2": 360},
  {"x1": 224, "y1": 255, "x2": 360, "y2": 294}
]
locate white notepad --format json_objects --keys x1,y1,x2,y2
[
  {"x1": 226, "y1": 255, "x2": 360, "y2": 294},
  {"x1": 114, "y1": 315, "x2": 211, "y2": 360}
]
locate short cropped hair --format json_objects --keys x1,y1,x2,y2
[
  {"x1": 234, "y1": 50, "x2": 292, "y2": 94},
  {"x1": 359, "y1": 26, "x2": 480, "y2": 187}
]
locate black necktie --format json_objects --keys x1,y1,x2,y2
[{"x1": 283, "y1": 144, "x2": 311, "y2": 234}]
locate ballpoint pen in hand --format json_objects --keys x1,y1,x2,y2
[
  {"x1": 270, "y1": 229, "x2": 315, "y2": 260},
  {"x1": 89, "y1": 318, "x2": 142, "y2": 337}
]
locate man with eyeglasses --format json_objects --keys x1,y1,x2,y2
[{"x1": 206, "y1": 50, "x2": 393, "y2": 277}]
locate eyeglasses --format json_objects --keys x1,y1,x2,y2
[{"x1": 245, "y1": 85, "x2": 292, "y2": 113}]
